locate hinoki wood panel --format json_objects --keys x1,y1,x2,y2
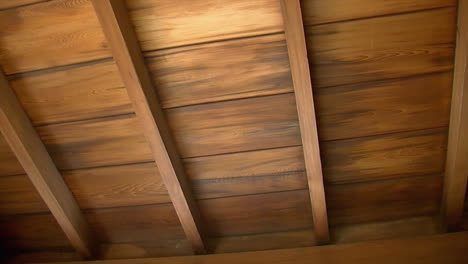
[
  {"x1": 301, "y1": 0, "x2": 455, "y2": 26},
  {"x1": 307, "y1": 7, "x2": 456, "y2": 88},
  {"x1": 146, "y1": 33, "x2": 293, "y2": 108},
  {"x1": 322, "y1": 128, "x2": 447, "y2": 184},
  {"x1": 315, "y1": 72, "x2": 452, "y2": 141},
  {"x1": 327, "y1": 174, "x2": 442, "y2": 226},
  {"x1": 126, "y1": 0, "x2": 283, "y2": 51}
]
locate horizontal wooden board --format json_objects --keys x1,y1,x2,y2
[
  {"x1": 0, "y1": 146, "x2": 307, "y2": 213},
  {"x1": 302, "y1": 0, "x2": 455, "y2": 26},
  {"x1": 315, "y1": 72, "x2": 452, "y2": 141},
  {"x1": 6, "y1": 250, "x2": 81, "y2": 264},
  {"x1": 0, "y1": 213, "x2": 73, "y2": 250},
  {"x1": 327, "y1": 174, "x2": 442, "y2": 226},
  {"x1": 10, "y1": 61, "x2": 131, "y2": 125},
  {"x1": 0, "y1": 0, "x2": 283, "y2": 74},
  {"x1": 167, "y1": 93, "x2": 301, "y2": 158},
  {"x1": 307, "y1": 8, "x2": 456, "y2": 88},
  {"x1": 0, "y1": 0, "x2": 48, "y2": 10},
  {"x1": 0, "y1": 136, "x2": 24, "y2": 176},
  {"x1": 332, "y1": 217, "x2": 440, "y2": 244},
  {"x1": 322, "y1": 128, "x2": 448, "y2": 184},
  {"x1": 37, "y1": 114, "x2": 153, "y2": 170},
  {"x1": 0, "y1": 175, "x2": 48, "y2": 214},
  {"x1": 146, "y1": 33, "x2": 293, "y2": 108},
  {"x1": 0, "y1": 0, "x2": 111, "y2": 74},
  {"x1": 127, "y1": 0, "x2": 283, "y2": 51}
]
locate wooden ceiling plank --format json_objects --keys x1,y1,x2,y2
[
  {"x1": 441, "y1": 0, "x2": 468, "y2": 231},
  {"x1": 91, "y1": 0, "x2": 206, "y2": 253},
  {"x1": 0, "y1": 71, "x2": 97, "y2": 258},
  {"x1": 279, "y1": 0, "x2": 330, "y2": 243},
  {"x1": 46, "y1": 232, "x2": 468, "y2": 264}
]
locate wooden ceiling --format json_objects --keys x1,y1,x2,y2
[{"x1": 0, "y1": 0, "x2": 467, "y2": 263}]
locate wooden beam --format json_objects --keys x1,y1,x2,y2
[
  {"x1": 49, "y1": 232, "x2": 468, "y2": 264},
  {"x1": 0, "y1": 70, "x2": 96, "y2": 258},
  {"x1": 441, "y1": 0, "x2": 468, "y2": 231},
  {"x1": 91, "y1": 0, "x2": 206, "y2": 253},
  {"x1": 279, "y1": 0, "x2": 330, "y2": 243}
]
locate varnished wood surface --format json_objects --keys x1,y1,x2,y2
[
  {"x1": 307, "y1": 7, "x2": 456, "y2": 88},
  {"x1": 92, "y1": 0, "x2": 206, "y2": 253},
  {"x1": 302, "y1": 0, "x2": 455, "y2": 26},
  {"x1": 280, "y1": 0, "x2": 329, "y2": 243},
  {"x1": 441, "y1": 0, "x2": 468, "y2": 231},
  {"x1": 47, "y1": 232, "x2": 468, "y2": 264},
  {"x1": 0, "y1": 136, "x2": 24, "y2": 176},
  {"x1": 0, "y1": 71, "x2": 96, "y2": 258},
  {"x1": 0, "y1": 0, "x2": 49, "y2": 10}
]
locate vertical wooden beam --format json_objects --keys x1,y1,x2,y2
[
  {"x1": 91, "y1": 0, "x2": 206, "y2": 253},
  {"x1": 0, "y1": 70, "x2": 96, "y2": 258},
  {"x1": 279, "y1": 0, "x2": 330, "y2": 243},
  {"x1": 441, "y1": 0, "x2": 468, "y2": 231}
]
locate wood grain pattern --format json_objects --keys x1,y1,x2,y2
[
  {"x1": 0, "y1": 71, "x2": 96, "y2": 258},
  {"x1": 127, "y1": 0, "x2": 283, "y2": 51},
  {"x1": 441, "y1": 0, "x2": 468, "y2": 231},
  {"x1": 167, "y1": 93, "x2": 301, "y2": 158},
  {"x1": 302, "y1": 0, "x2": 455, "y2": 26},
  {"x1": 0, "y1": 0, "x2": 49, "y2": 10},
  {"x1": 47, "y1": 232, "x2": 468, "y2": 264},
  {"x1": 0, "y1": 146, "x2": 307, "y2": 212},
  {"x1": 280, "y1": 0, "x2": 329, "y2": 243},
  {"x1": 315, "y1": 72, "x2": 453, "y2": 141},
  {"x1": 322, "y1": 128, "x2": 447, "y2": 184},
  {"x1": 327, "y1": 174, "x2": 442, "y2": 226},
  {"x1": 92, "y1": 0, "x2": 206, "y2": 253},
  {"x1": 0, "y1": 0, "x2": 111, "y2": 74},
  {"x1": 10, "y1": 61, "x2": 132, "y2": 125},
  {"x1": 307, "y1": 8, "x2": 456, "y2": 88},
  {"x1": 145, "y1": 33, "x2": 293, "y2": 108},
  {"x1": 332, "y1": 217, "x2": 439, "y2": 244},
  {"x1": 37, "y1": 115, "x2": 152, "y2": 170},
  {"x1": 0, "y1": 136, "x2": 24, "y2": 176}
]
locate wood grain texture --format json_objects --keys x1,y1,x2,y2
[
  {"x1": 0, "y1": 0, "x2": 111, "y2": 74},
  {"x1": 0, "y1": 71, "x2": 96, "y2": 258},
  {"x1": 37, "y1": 115, "x2": 152, "y2": 170},
  {"x1": 92, "y1": 0, "x2": 206, "y2": 253},
  {"x1": 126, "y1": 0, "x2": 283, "y2": 51},
  {"x1": 0, "y1": 213, "x2": 74, "y2": 250},
  {"x1": 307, "y1": 8, "x2": 456, "y2": 88},
  {"x1": 332, "y1": 217, "x2": 440, "y2": 244},
  {"x1": 441, "y1": 0, "x2": 468, "y2": 231},
  {"x1": 0, "y1": 135, "x2": 24, "y2": 176},
  {"x1": 280, "y1": 0, "x2": 329, "y2": 243},
  {"x1": 327, "y1": 174, "x2": 442, "y2": 226},
  {"x1": 146, "y1": 33, "x2": 293, "y2": 108},
  {"x1": 315, "y1": 72, "x2": 453, "y2": 141},
  {"x1": 302, "y1": 0, "x2": 455, "y2": 26},
  {"x1": 322, "y1": 128, "x2": 447, "y2": 184},
  {"x1": 0, "y1": 146, "x2": 307, "y2": 213},
  {"x1": 167, "y1": 93, "x2": 301, "y2": 158},
  {"x1": 46, "y1": 232, "x2": 468, "y2": 264},
  {"x1": 10, "y1": 61, "x2": 132, "y2": 125},
  {"x1": 0, "y1": 0, "x2": 49, "y2": 10}
]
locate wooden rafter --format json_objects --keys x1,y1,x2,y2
[
  {"x1": 441, "y1": 0, "x2": 468, "y2": 231},
  {"x1": 0, "y1": 70, "x2": 97, "y2": 258},
  {"x1": 279, "y1": 0, "x2": 330, "y2": 243},
  {"x1": 91, "y1": 0, "x2": 206, "y2": 253}
]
